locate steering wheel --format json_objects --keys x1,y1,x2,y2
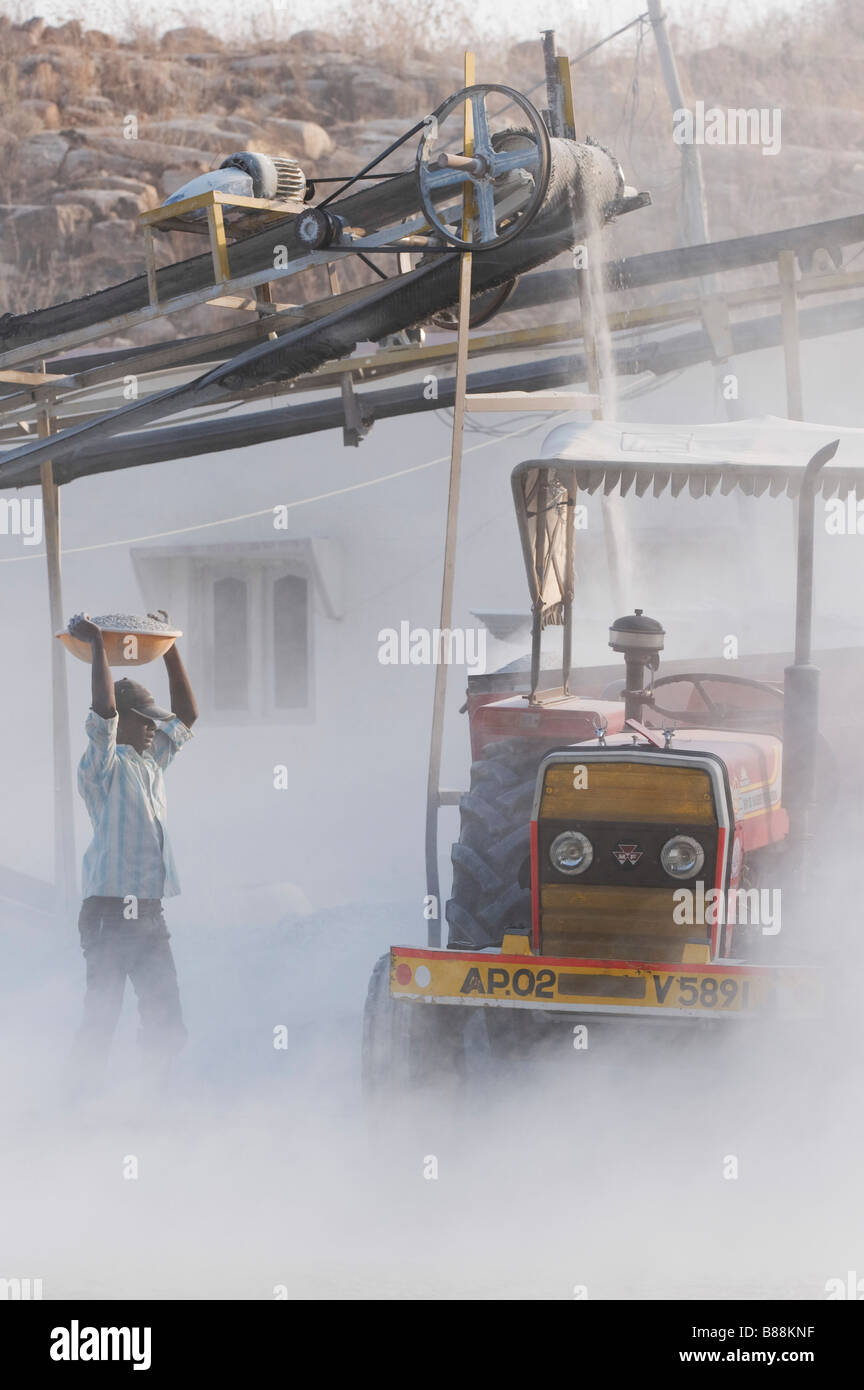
[
  {"x1": 646, "y1": 673, "x2": 784, "y2": 729},
  {"x1": 416, "y1": 85, "x2": 551, "y2": 251}
]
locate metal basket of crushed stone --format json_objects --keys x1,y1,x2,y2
[{"x1": 57, "y1": 613, "x2": 182, "y2": 666}]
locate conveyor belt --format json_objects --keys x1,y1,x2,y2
[
  {"x1": 0, "y1": 138, "x2": 623, "y2": 481},
  {"x1": 5, "y1": 293, "x2": 864, "y2": 490},
  {"x1": 0, "y1": 170, "x2": 423, "y2": 353}
]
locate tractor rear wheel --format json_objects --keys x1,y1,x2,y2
[{"x1": 445, "y1": 737, "x2": 560, "y2": 949}]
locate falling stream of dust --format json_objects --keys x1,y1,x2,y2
[{"x1": 582, "y1": 196, "x2": 634, "y2": 614}]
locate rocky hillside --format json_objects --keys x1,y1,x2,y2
[{"x1": 1, "y1": 6, "x2": 863, "y2": 342}]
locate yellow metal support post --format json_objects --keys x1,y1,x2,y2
[
  {"x1": 206, "y1": 201, "x2": 232, "y2": 284},
  {"x1": 557, "y1": 55, "x2": 577, "y2": 139},
  {"x1": 143, "y1": 224, "x2": 159, "y2": 308}
]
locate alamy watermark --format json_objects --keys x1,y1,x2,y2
[
  {"x1": 825, "y1": 494, "x2": 864, "y2": 535},
  {"x1": 0, "y1": 1276, "x2": 42, "y2": 1299},
  {"x1": 825, "y1": 1270, "x2": 864, "y2": 1299},
  {"x1": 0, "y1": 497, "x2": 42, "y2": 546},
  {"x1": 673, "y1": 883, "x2": 781, "y2": 935},
  {"x1": 378, "y1": 621, "x2": 486, "y2": 670},
  {"x1": 50, "y1": 1321, "x2": 151, "y2": 1370},
  {"x1": 673, "y1": 101, "x2": 781, "y2": 156}
]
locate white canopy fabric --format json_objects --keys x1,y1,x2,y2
[
  {"x1": 537, "y1": 415, "x2": 864, "y2": 494},
  {"x1": 512, "y1": 416, "x2": 864, "y2": 618}
]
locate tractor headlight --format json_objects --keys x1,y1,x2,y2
[
  {"x1": 660, "y1": 835, "x2": 705, "y2": 879},
  {"x1": 549, "y1": 830, "x2": 593, "y2": 875}
]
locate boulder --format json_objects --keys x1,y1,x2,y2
[
  {"x1": 63, "y1": 146, "x2": 156, "y2": 180},
  {"x1": 43, "y1": 20, "x2": 84, "y2": 45},
  {"x1": 274, "y1": 95, "x2": 329, "y2": 123},
  {"x1": 62, "y1": 104, "x2": 104, "y2": 125},
  {"x1": 78, "y1": 134, "x2": 214, "y2": 174},
  {"x1": 227, "y1": 54, "x2": 296, "y2": 76},
  {"x1": 159, "y1": 168, "x2": 196, "y2": 198},
  {"x1": 68, "y1": 173, "x2": 159, "y2": 197},
  {"x1": 161, "y1": 26, "x2": 223, "y2": 51},
  {"x1": 327, "y1": 67, "x2": 430, "y2": 120},
  {"x1": 8, "y1": 201, "x2": 93, "y2": 261},
  {"x1": 83, "y1": 29, "x2": 117, "y2": 50},
  {"x1": 300, "y1": 78, "x2": 331, "y2": 105},
  {"x1": 288, "y1": 30, "x2": 336, "y2": 53},
  {"x1": 89, "y1": 216, "x2": 139, "y2": 260},
  {"x1": 342, "y1": 118, "x2": 416, "y2": 166},
  {"x1": 81, "y1": 94, "x2": 115, "y2": 113},
  {"x1": 18, "y1": 98, "x2": 60, "y2": 128},
  {"x1": 15, "y1": 132, "x2": 69, "y2": 179},
  {"x1": 254, "y1": 92, "x2": 292, "y2": 113},
  {"x1": 139, "y1": 118, "x2": 264, "y2": 153},
  {"x1": 20, "y1": 59, "x2": 59, "y2": 103},
  {"x1": 19, "y1": 48, "x2": 95, "y2": 78},
  {"x1": 119, "y1": 57, "x2": 193, "y2": 109},
  {"x1": 180, "y1": 53, "x2": 225, "y2": 69},
  {"x1": 18, "y1": 17, "x2": 46, "y2": 46},
  {"x1": 260, "y1": 118, "x2": 333, "y2": 160},
  {"x1": 52, "y1": 186, "x2": 155, "y2": 218},
  {"x1": 211, "y1": 115, "x2": 262, "y2": 136}
]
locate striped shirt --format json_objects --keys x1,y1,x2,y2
[{"x1": 78, "y1": 710, "x2": 193, "y2": 900}]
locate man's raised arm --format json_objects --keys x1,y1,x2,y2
[
  {"x1": 147, "y1": 610, "x2": 198, "y2": 729},
  {"x1": 68, "y1": 613, "x2": 115, "y2": 718},
  {"x1": 163, "y1": 644, "x2": 198, "y2": 729}
]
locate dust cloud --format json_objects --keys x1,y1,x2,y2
[{"x1": 1, "y1": 805, "x2": 860, "y2": 1302}]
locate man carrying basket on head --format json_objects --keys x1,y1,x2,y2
[{"x1": 67, "y1": 611, "x2": 198, "y2": 1079}]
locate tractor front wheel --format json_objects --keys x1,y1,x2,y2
[
  {"x1": 361, "y1": 953, "x2": 465, "y2": 1100},
  {"x1": 445, "y1": 736, "x2": 560, "y2": 948}
]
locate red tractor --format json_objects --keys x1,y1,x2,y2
[{"x1": 362, "y1": 424, "x2": 863, "y2": 1090}]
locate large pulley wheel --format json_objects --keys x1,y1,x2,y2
[
  {"x1": 429, "y1": 277, "x2": 519, "y2": 331},
  {"x1": 416, "y1": 84, "x2": 551, "y2": 251}
]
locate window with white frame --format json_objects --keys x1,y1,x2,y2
[{"x1": 131, "y1": 541, "x2": 328, "y2": 724}]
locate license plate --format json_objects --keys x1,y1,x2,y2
[
  {"x1": 389, "y1": 952, "x2": 819, "y2": 1018},
  {"x1": 455, "y1": 963, "x2": 766, "y2": 1012}
]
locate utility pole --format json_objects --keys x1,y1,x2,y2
[
  {"x1": 646, "y1": 0, "x2": 709, "y2": 247},
  {"x1": 647, "y1": 0, "x2": 738, "y2": 422},
  {"x1": 38, "y1": 392, "x2": 77, "y2": 918}
]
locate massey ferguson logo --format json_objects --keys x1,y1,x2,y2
[{"x1": 613, "y1": 842, "x2": 643, "y2": 866}]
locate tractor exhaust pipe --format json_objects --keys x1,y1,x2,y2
[{"x1": 782, "y1": 438, "x2": 839, "y2": 866}]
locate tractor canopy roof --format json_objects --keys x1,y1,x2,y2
[{"x1": 511, "y1": 415, "x2": 864, "y2": 619}]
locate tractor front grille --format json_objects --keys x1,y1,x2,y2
[
  {"x1": 535, "y1": 755, "x2": 721, "y2": 962},
  {"x1": 540, "y1": 884, "x2": 704, "y2": 961}
]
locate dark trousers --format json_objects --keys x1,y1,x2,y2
[{"x1": 72, "y1": 896, "x2": 187, "y2": 1070}]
